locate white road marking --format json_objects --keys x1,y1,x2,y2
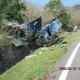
[{"x1": 58, "y1": 42, "x2": 80, "y2": 80}]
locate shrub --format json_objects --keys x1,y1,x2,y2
[
  {"x1": 66, "y1": 6, "x2": 80, "y2": 29},
  {"x1": 74, "y1": 4, "x2": 80, "y2": 9},
  {"x1": 0, "y1": 0, "x2": 26, "y2": 23},
  {"x1": 59, "y1": 13, "x2": 71, "y2": 28}
]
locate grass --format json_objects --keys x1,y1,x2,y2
[{"x1": 0, "y1": 31, "x2": 80, "y2": 80}]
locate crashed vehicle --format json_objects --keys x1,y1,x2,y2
[
  {"x1": 26, "y1": 17, "x2": 62, "y2": 47},
  {"x1": 26, "y1": 17, "x2": 42, "y2": 40}
]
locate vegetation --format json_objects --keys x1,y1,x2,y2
[
  {"x1": 0, "y1": 0, "x2": 26, "y2": 23},
  {"x1": 74, "y1": 4, "x2": 80, "y2": 9},
  {"x1": 60, "y1": 13, "x2": 71, "y2": 28},
  {"x1": 0, "y1": 31, "x2": 80, "y2": 80},
  {"x1": 45, "y1": 0, "x2": 62, "y2": 12},
  {"x1": 0, "y1": 0, "x2": 71, "y2": 29},
  {"x1": 66, "y1": 4, "x2": 80, "y2": 28}
]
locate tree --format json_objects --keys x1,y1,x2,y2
[
  {"x1": 74, "y1": 4, "x2": 80, "y2": 9},
  {"x1": 45, "y1": 0, "x2": 62, "y2": 8},
  {"x1": 45, "y1": 0, "x2": 65, "y2": 17},
  {"x1": 0, "y1": 0, "x2": 26, "y2": 23},
  {"x1": 45, "y1": 0, "x2": 70, "y2": 28}
]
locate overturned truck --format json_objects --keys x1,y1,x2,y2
[
  {"x1": 26, "y1": 17, "x2": 62, "y2": 47},
  {"x1": 7, "y1": 17, "x2": 62, "y2": 47}
]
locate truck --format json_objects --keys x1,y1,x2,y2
[{"x1": 26, "y1": 17, "x2": 62, "y2": 47}]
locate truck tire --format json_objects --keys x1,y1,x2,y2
[{"x1": 35, "y1": 39, "x2": 42, "y2": 47}]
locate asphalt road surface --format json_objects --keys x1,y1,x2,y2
[{"x1": 47, "y1": 41, "x2": 80, "y2": 80}]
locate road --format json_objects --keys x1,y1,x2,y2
[{"x1": 46, "y1": 41, "x2": 80, "y2": 80}]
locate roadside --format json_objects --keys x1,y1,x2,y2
[
  {"x1": 45, "y1": 41, "x2": 79, "y2": 80},
  {"x1": 0, "y1": 31, "x2": 80, "y2": 80}
]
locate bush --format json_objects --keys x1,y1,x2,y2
[
  {"x1": 0, "y1": 0, "x2": 26, "y2": 23},
  {"x1": 74, "y1": 4, "x2": 80, "y2": 9},
  {"x1": 59, "y1": 13, "x2": 71, "y2": 28},
  {"x1": 66, "y1": 6, "x2": 80, "y2": 29}
]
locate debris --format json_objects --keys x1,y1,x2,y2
[
  {"x1": 7, "y1": 36, "x2": 24, "y2": 47},
  {"x1": 74, "y1": 26, "x2": 78, "y2": 32},
  {"x1": 8, "y1": 21, "x2": 20, "y2": 28},
  {"x1": 57, "y1": 40, "x2": 68, "y2": 46},
  {"x1": 63, "y1": 44, "x2": 67, "y2": 46},
  {"x1": 41, "y1": 47, "x2": 47, "y2": 51},
  {"x1": 7, "y1": 36, "x2": 29, "y2": 47},
  {"x1": 12, "y1": 38, "x2": 24, "y2": 47},
  {"x1": 39, "y1": 51, "x2": 42, "y2": 54},
  {"x1": 62, "y1": 41, "x2": 68, "y2": 44},
  {"x1": 61, "y1": 41, "x2": 67, "y2": 48},
  {"x1": 25, "y1": 54, "x2": 37, "y2": 59},
  {"x1": 7, "y1": 36, "x2": 13, "y2": 39}
]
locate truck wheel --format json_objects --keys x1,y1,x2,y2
[{"x1": 35, "y1": 39, "x2": 42, "y2": 47}]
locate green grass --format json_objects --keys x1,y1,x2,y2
[{"x1": 0, "y1": 31, "x2": 80, "y2": 80}]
